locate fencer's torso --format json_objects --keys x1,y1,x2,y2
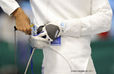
[
  {"x1": 30, "y1": 0, "x2": 92, "y2": 25},
  {"x1": 30, "y1": 0, "x2": 94, "y2": 73}
]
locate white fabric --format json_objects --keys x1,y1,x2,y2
[
  {"x1": 0, "y1": 0, "x2": 20, "y2": 15},
  {"x1": 29, "y1": 36, "x2": 49, "y2": 49},
  {"x1": 30, "y1": 0, "x2": 112, "y2": 37},
  {"x1": 42, "y1": 49, "x2": 96, "y2": 74},
  {"x1": 0, "y1": 0, "x2": 112, "y2": 74},
  {"x1": 30, "y1": 0, "x2": 112, "y2": 73}
]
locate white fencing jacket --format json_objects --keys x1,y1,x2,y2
[{"x1": 0, "y1": 0, "x2": 112, "y2": 73}]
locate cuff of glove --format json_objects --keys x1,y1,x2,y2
[{"x1": 61, "y1": 19, "x2": 82, "y2": 37}]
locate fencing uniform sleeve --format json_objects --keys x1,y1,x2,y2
[
  {"x1": 0, "y1": 0, "x2": 20, "y2": 15},
  {"x1": 58, "y1": 0, "x2": 112, "y2": 37}
]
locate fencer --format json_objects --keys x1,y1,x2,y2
[{"x1": 0, "y1": 0, "x2": 112, "y2": 74}]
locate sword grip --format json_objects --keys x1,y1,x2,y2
[{"x1": 14, "y1": 26, "x2": 17, "y2": 31}]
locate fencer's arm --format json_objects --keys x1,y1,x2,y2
[
  {"x1": 0, "y1": 0, "x2": 20, "y2": 15},
  {"x1": 60, "y1": 0, "x2": 112, "y2": 37}
]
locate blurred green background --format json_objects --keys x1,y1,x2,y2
[
  {"x1": 0, "y1": 39, "x2": 114, "y2": 74},
  {"x1": 0, "y1": 0, "x2": 114, "y2": 74}
]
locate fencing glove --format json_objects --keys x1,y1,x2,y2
[
  {"x1": 37, "y1": 23, "x2": 63, "y2": 42},
  {"x1": 30, "y1": 22, "x2": 64, "y2": 49}
]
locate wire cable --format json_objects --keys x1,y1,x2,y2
[
  {"x1": 30, "y1": 47, "x2": 34, "y2": 74},
  {"x1": 14, "y1": 26, "x2": 18, "y2": 74},
  {"x1": 24, "y1": 48, "x2": 35, "y2": 74}
]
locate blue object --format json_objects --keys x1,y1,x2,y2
[
  {"x1": 51, "y1": 36, "x2": 61, "y2": 45},
  {"x1": 31, "y1": 25, "x2": 38, "y2": 36}
]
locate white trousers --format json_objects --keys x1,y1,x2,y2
[{"x1": 42, "y1": 48, "x2": 96, "y2": 74}]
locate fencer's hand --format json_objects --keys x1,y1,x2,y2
[
  {"x1": 30, "y1": 22, "x2": 63, "y2": 49},
  {"x1": 37, "y1": 23, "x2": 61, "y2": 42},
  {"x1": 12, "y1": 8, "x2": 31, "y2": 35}
]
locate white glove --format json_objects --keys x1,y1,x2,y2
[
  {"x1": 29, "y1": 36, "x2": 49, "y2": 49},
  {"x1": 37, "y1": 23, "x2": 64, "y2": 42},
  {"x1": 29, "y1": 21, "x2": 64, "y2": 49}
]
